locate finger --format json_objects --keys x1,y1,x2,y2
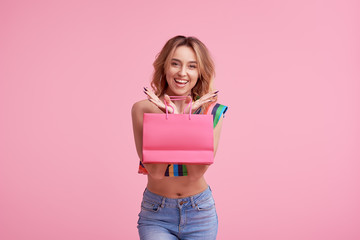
[
  {"x1": 192, "y1": 98, "x2": 215, "y2": 110},
  {"x1": 146, "y1": 90, "x2": 163, "y2": 104},
  {"x1": 164, "y1": 94, "x2": 171, "y2": 105},
  {"x1": 198, "y1": 91, "x2": 218, "y2": 101},
  {"x1": 144, "y1": 87, "x2": 153, "y2": 97},
  {"x1": 204, "y1": 99, "x2": 216, "y2": 103},
  {"x1": 145, "y1": 90, "x2": 175, "y2": 113},
  {"x1": 148, "y1": 98, "x2": 160, "y2": 107},
  {"x1": 200, "y1": 93, "x2": 218, "y2": 102},
  {"x1": 148, "y1": 98, "x2": 160, "y2": 106},
  {"x1": 145, "y1": 91, "x2": 159, "y2": 104},
  {"x1": 147, "y1": 90, "x2": 157, "y2": 99},
  {"x1": 206, "y1": 91, "x2": 219, "y2": 98},
  {"x1": 146, "y1": 91, "x2": 162, "y2": 104}
]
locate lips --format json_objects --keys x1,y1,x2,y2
[{"x1": 174, "y1": 78, "x2": 189, "y2": 84}]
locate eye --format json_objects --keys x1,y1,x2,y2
[
  {"x1": 189, "y1": 65, "x2": 197, "y2": 69},
  {"x1": 171, "y1": 62, "x2": 180, "y2": 67}
]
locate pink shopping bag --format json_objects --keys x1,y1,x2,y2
[{"x1": 142, "y1": 96, "x2": 214, "y2": 165}]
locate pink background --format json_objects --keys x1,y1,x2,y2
[{"x1": 1, "y1": 0, "x2": 359, "y2": 239}]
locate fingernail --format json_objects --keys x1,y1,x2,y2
[
  {"x1": 214, "y1": 90, "x2": 219, "y2": 94},
  {"x1": 143, "y1": 91, "x2": 148, "y2": 95},
  {"x1": 144, "y1": 87, "x2": 147, "y2": 91}
]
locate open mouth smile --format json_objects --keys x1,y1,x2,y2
[{"x1": 174, "y1": 78, "x2": 189, "y2": 86}]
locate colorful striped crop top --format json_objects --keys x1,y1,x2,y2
[{"x1": 138, "y1": 102, "x2": 228, "y2": 177}]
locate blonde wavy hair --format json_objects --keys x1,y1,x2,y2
[{"x1": 150, "y1": 35, "x2": 217, "y2": 111}]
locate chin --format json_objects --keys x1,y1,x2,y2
[{"x1": 171, "y1": 88, "x2": 191, "y2": 96}]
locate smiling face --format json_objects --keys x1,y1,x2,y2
[{"x1": 164, "y1": 46, "x2": 199, "y2": 96}]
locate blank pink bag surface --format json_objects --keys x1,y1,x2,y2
[{"x1": 142, "y1": 97, "x2": 214, "y2": 165}]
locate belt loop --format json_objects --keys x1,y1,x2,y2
[
  {"x1": 161, "y1": 197, "x2": 165, "y2": 208},
  {"x1": 190, "y1": 196, "x2": 195, "y2": 208}
]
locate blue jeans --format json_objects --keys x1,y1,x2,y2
[{"x1": 137, "y1": 186, "x2": 218, "y2": 240}]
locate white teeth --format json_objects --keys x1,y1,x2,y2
[{"x1": 175, "y1": 79, "x2": 188, "y2": 84}]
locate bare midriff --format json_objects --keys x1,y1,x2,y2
[{"x1": 146, "y1": 175, "x2": 208, "y2": 198}]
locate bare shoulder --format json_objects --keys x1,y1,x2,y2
[
  {"x1": 131, "y1": 99, "x2": 161, "y2": 117},
  {"x1": 132, "y1": 99, "x2": 148, "y2": 113}
]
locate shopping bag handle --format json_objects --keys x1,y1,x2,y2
[{"x1": 164, "y1": 96, "x2": 193, "y2": 120}]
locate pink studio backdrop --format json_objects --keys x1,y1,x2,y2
[{"x1": 1, "y1": 0, "x2": 359, "y2": 239}]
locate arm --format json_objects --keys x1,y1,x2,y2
[
  {"x1": 186, "y1": 115, "x2": 224, "y2": 180},
  {"x1": 131, "y1": 101, "x2": 168, "y2": 179}
]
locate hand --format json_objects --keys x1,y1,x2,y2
[
  {"x1": 186, "y1": 90, "x2": 218, "y2": 114},
  {"x1": 144, "y1": 88, "x2": 218, "y2": 114},
  {"x1": 144, "y1": 87, "x2": 178, "y2": 114}
]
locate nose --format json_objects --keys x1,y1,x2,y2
[{"x1": 178, "y1": 66, "x2": 187, "y2": 77}]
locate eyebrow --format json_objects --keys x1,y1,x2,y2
[{"x1": 171, "y1": 58, "x2": 197, "y2": 64}]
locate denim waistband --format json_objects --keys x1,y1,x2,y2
[{"x1": 142, "y1": 186, "x2": 213, "y2": 208}]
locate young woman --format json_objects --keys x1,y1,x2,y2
[{"x1": 131, "y1": 35, "x2": 228, "y2": 240}]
